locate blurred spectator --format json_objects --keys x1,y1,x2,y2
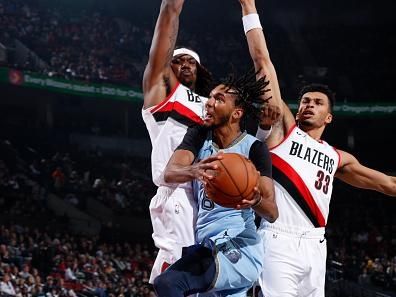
[
  {"x1": 0, "y1": 273, "x2": 16, "y2": 296},
  {"x1": 51, "y1": 166, "x2": 65, "y2": 192}
]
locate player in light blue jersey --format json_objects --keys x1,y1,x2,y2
[{"x1": 154, "y1": 70, "x2": 278, "y2": 297}]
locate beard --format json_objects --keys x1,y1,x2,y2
[
  {"x1": 297, "y1": 118, "x2": 319, "y2": 132},
  {"x1": 180, "y1": 77, "x2": 193, "y2": 88},
  {"x1": 178, "y1": 70, "x2": 196, "y2": 89},
  {"x1": 298, "y1": 118, "x2": 314, "y2": 125},
  {"x1": 211, "y1": 114, "x2": 231, "y2": 129}
]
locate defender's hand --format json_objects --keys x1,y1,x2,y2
[{"x1": 259, "y1": 103, "x2": 281, "y2": 129}]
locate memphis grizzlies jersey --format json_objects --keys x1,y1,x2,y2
[
  {"x1": 142, "y1": 83, "x2": 207, "y2": 188},
  {"x1": 184, "y1": 130, "x2": 271, "y2": 243},
  {"x1": 261, "y1": 125, "x2": 340, "y2": 230}
]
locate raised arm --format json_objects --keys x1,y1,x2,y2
[
  {"x1": 336, "y1": 150, "x2": 396, "y2": 196},
  {"x1": 142, "y1": 0, "x2": 183, "y2": 109},
  {"x1": 239, "y1": 0, "x2": 295, "y2": 147}
]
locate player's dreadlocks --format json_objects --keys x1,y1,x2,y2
[
  {"x1": 196, "y1": 63, "x2": 215, "y2": 97},
  {"x1": 223, "y1": 68, "x2": 271, "y2": 121}
]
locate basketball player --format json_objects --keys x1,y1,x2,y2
[
  {"x1": 238, "y1": 0, "x2": 396, "y2": 296},
  {"x1": 154, "y1": 71, "x2": 278, "y2": 296},
  {"x1": 142, "y1": 0, "x2": 213, "y2": 284}
]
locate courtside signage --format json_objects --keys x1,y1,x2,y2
[{"x1": 0, "y1": 67, "x2": 143, "y2": 102}]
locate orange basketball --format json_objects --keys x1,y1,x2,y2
[{"x1": 204, "y1": 153, "x2": 259, "y2": 208}]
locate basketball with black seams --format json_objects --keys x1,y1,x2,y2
[{"x1": 204, "y1": 153, "x2": 259, "y2": 208}]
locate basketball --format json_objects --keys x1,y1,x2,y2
[{"x1": 204, "y1": 153, "x2": 259, "y2": 208}]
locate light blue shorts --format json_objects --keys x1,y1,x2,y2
[{"x1": 199, "y1": 228, "x2": 264, "y2": 297}]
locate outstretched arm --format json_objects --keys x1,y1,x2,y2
[
  {"x1": 336, "y1": 150, "x2": 396, "y2": 196},
  {"x1": 239, "y1": 0, "x2": 295, "y2": 147},
  {"x1": 142, "y1": 0, "x2": 183, "y2": 109}
]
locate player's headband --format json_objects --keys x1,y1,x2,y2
[{"x1": 173, "y1": 48, "x2": 201, "y2": 64}]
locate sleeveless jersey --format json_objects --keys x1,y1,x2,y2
[
  {"x1": 263, "y1": 125, "x2": 340, "y2": 229},
  {"x1": 193, "y1": 132, "x2": 259, "y2": 242},
  {"x1": 142, "y1": 83, "x2": 207, "y2": 187}
]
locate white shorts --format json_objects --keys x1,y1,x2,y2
[
  {"x1": 257, "y1": 224, "x2": 327, "y2": 297},
  {"x1": 149, "y1": 186, "x2": 198, "y2": 283}
]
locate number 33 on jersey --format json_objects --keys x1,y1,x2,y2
[{"x1": 269, "y1": 125, "x2": 340, "y2": 228}]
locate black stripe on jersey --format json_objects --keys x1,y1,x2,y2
[
  {"x1": 153, "y1": 110, "x2": 201, "y2": 127},
  {"x1": 272, "y1": 166, "x2": 321, "y2": 228}
]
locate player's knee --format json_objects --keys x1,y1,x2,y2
[
  {"x1": 153, "y1": 273, "x2": 171, "y2": 296},
  {"x1": 153, "y1": 271, "x2": 183, "y2": 297}
]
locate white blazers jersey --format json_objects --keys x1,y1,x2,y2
[
  {"x1": 142, "y1": 82, "x2": 207, "y2": 187},
  {"x1": 263, "y1": 125, "x2": 340, "y2": 229}
]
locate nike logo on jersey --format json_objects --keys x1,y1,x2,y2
[
  {"x1": 296, "y1": 131, "x2": 306, "y2": 137},
  {"x1": 289, "y1": 141, "x2": 335, "y2": 174}
]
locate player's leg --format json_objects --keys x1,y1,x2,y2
[
  {"x1": 149, "y1": 188, "x2": 168, "y2": 283},
  {"x1": 155, "y1": 223, "x2": 263, "y2": 296},
  {"x1": 208, "y1": 229, "x2": 264, "y2": 295},
  {"x1": 170, "y1": 187, "x2": 198, "y2": 248},
  {"x1": 298, "y1": 237, "x2": 327, "y2": 297},
  {"x1": 201, "y1": 286, "x2": 250, "y2": 297},
  {"x1": 154, "y1": 244, "x2": 217, "y2": 297},
  {"x1": 257, "y1": 229, "x2": 303, "y2": 297},
  {"x1": 149, "y1": 187, "x2": 197, "y2": 283},
  {"x1": 149, "y1": 249, "x2": 172, "y2": 284}
]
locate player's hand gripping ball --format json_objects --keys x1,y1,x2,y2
[{"x1": 204, "y1": 153, "x2": 259, "y2": 208}]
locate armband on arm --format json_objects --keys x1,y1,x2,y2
[
  {"x1": 256, "y1": 126, "x2": 273, "y2": 141},
  {"x1": 242, "y1": 13, "x2": 263, "y2": 35}
]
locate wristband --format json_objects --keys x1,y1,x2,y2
[
  {"x1": 256, "y1": 125, "x2": 273, "y2": 141},
  {"x1": 252, "y1": 195, "x2": 263, "y2": 209},
  {"x1": 242, "y1": 13, "x2": 262, "y2": 34}
]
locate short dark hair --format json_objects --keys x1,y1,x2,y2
[
  {"x1": 298, "y1": 83, "x2": 335, "y2": 112},
  {"x1": 223, "y1": 68, "x2": 271, "y2": 121}
]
